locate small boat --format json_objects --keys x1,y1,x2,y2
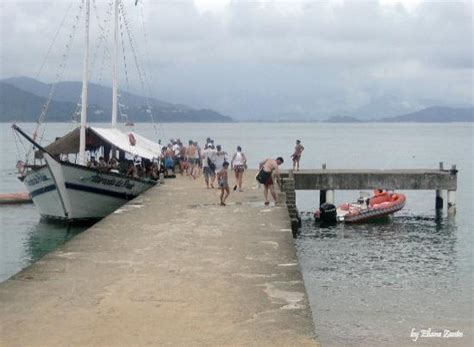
[
  {"x1": 125, "y1": 121, "x2": 135, "y2": 127},
  {"x1": 315, "y1": 191, "x2": 406, "y2": 223},
  {"x1": 0, "y1": 192, "x2": 32, "y2": 205}
]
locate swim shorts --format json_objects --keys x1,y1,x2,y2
[
  {"x1": 234, "y1": 164, "x2": 245, "y2": 173},
  {"x1": 203, "y1": 166, "x2": 215, "y2": 177}
]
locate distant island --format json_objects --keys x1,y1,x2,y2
[
  {"x1": 376, "y1": 106, "x2": 474, "y2": 123},
  {"x1": 324, "y1": 106, "x2": 473, "y2": 123},
  {"x1": 0, "y1": 77, "x2": 233, "y2": 123},
  {"x1": 323, "y1": 116, "x2": 362, "y2": 123}
]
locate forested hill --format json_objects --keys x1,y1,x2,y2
[{"x1": 0, "y1": 77, "x2": 233, "y2": 123}]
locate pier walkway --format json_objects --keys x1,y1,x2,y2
[{"x1": 0, "y1": 171, "x2": 318, "y2": 346}]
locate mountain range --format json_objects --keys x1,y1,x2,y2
[
  {"x1": 1, "y1": 76, "x2": 472, "y2": 123},
  {"x1": 0, "y1": 77, "x2": 233, "y2": 123}
]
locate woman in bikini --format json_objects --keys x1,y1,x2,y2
[
  {"x1": 291, "y1": 139, "x2": 304, "y2": 171},
  {"x1": 231, "y1": 146, "x2": 247, "y2": 192}
]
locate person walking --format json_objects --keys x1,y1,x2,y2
[
  {"x1": 217, "y1": 161, "x2": 230, "y2": 206},
  {"x1": 194, "y1": 141, "x2": 202, "y2": 178},
  {"x1": 186, "y1": 140, "x2": 198, "y2": 179},
  {"x1": 215, "y1": 145, "x2": 228, "y2": 173},
  {"x1": 291, "y1": 139, "x2": 304, "y2": 171},
  {"x1": 257, "y1": 157, "x2": 284, "y2": 205},
  {"x1": 202, "y1": 144, "x2": 217, "y2": 188},
  {"x1": 231, "y1": 145, "x2": 247, "y2": 192},
  {"x1": 178, "y1": 141, "x2": 187, "y2": 175}
]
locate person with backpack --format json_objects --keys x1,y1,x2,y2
[
  {"x1": 202, "y1": 143, "x2": 217, "y2": 188},
  {"x1": 256, "y1": 157, "x2": 284, "y2": 205}
]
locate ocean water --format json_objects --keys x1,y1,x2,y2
[{"x1": 0, "y1": 122, "x2": 472, "y2": 345}]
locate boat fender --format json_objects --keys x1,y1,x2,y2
[
  {"x1": 128, "y1": 133, "x2": 136, "y2": 146},
  {"x1": 16, "y1": 160, "x2": 25, "y2": 174}
]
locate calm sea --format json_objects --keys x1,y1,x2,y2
[{"x1": 1, "y1": 122, "x2": 472, "y2": 346}]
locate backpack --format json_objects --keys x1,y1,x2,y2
[
  {"x1": 256, "y1": 169, "x2": 271, "y2": 184},
  {"x1": 207, "y1": 157, "x2": 216, "y2": 171}
]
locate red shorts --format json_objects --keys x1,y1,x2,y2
[
  {"x1": 264, "y1": 175, "x2": 273, "y2": 187},
  {"x1": 292, "y1": 155, "x2": 300, "y2": 161}
]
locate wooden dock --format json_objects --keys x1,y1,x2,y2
[
  {"x1": 280, "y1": 163, "x2": 458, "y2": 233},
  {"x1": 0, "y1": 170, "x2": 318, "y2": 346}
]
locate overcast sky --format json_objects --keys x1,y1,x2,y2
[{"x1": 0, "y1": 0, "x2": 472, "y2": 119}]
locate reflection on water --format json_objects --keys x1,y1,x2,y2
[
  {"x1": 300, "y1": 215, "x2": 457, "y2": 284},
  {"x1": 295, "y1": 214, "x2": 469, "y2": 346},
  {"x1": 25, "y1": 220, "x2": 88, "y2": 265},
  {"x1": 0, "y1": 204, "x2": 88, "y2": 282}
]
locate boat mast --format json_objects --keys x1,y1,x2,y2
[
  {"x1": 79, "y1": 0, "x2": 91, "y2": 165},
  {"x1": 111, "y1": 0, "x2": 119, "y2": 128}
]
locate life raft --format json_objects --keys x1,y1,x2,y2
[{"x1": 315, "y1": 191, "x2": 406, "y2": 223}]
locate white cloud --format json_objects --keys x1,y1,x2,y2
[{"x1": 0, "y1": 0, "x2": 472, "y2": 118}]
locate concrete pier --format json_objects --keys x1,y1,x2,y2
[
  {"x1": 0, "y1": 171, "x2": 318, "y2": 346},
  {"x1": 281, "y1": 168, "x2": 457, "y2": 191}
]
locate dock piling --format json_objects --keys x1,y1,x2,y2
[
  {"x1": 448, "y1": 190, "x2": 456, "y2": 215},
  {"x1": 436, "y1": 190, "x2": 444, "y2": 210},
  {"x1": 325, "y1": 190, "x2": 335, "y2": 204},
  {"x1": 436, "y1": 162, "x2": 444, "y2": 209},
  {"x1": 447, "y1": 165, "x2": 457, "y2": 216},
  {"x1": 281, "y1": 171, "x2": 299, "y2": 236},
  {"x1": 320, "y1": 163, "x2": 327, "y2": 206}
]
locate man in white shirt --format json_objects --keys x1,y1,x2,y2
[
  {"x1": 202, "y1": 144, "x2": 217, "y2": 188},
  {"x1": 214, "y1": 145, "x2": 228, "y2": 172}
]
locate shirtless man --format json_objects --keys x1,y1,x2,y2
[
  {"x1": 258, "y1": 157, "x2": 284, "y2": 205},
  {"x1": 186, "y1": 140, "x2": 198, "y2": 179},
  {"x1": 178, "y1": 143, "x2": 187, "y2": 175}
]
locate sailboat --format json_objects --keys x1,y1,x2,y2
[{"x1": 12, "y1": 0, "x2": 161, "y2": 222}]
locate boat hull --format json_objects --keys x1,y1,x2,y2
[
  {"x1": 337, "y1": 193, "x2": 406, "y2": 223},
  {"x1": 22, "y1": 156, "x2": 156, "y2": 221},
  {"x1": 23, "y1": 166, "x2": 65, "y2": 218}
]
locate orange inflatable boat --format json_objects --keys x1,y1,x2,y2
[{"x1": 315, "y1": 190, "x2": 406, "y2": 223}]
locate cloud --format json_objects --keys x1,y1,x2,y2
[{"x1": 1, "y1": 0, "x2": 472, "y2": 118}]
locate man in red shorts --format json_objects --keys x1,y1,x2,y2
[{"x1": 258, "y1": 157, "x2": 284, "y2": 206}]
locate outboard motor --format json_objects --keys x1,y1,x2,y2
[{"x1": 319, "y1": 203, "x2": 337, "y2": 223}]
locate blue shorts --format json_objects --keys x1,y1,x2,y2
[
  {"x1": 203, "y1": 166, "x2": 215, "y2": 177},
  {"x1": 164, "y1": 158, "x2": 174, "y2": 169}
]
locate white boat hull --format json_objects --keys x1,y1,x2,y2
[
  {"x1": 23, "y1": 166, "x2": 64, "y2": 218},
  {"x1": 23, "y1": 155, "x2": 156, "y2": 221}
]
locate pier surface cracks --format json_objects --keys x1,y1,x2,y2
[{"x1": 0, "y1": 170, "x2": 318, "y2": 346}]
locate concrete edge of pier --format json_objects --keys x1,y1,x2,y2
[{"x1": 0, "y1": 170, "x2": 319, "y2": 346}]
